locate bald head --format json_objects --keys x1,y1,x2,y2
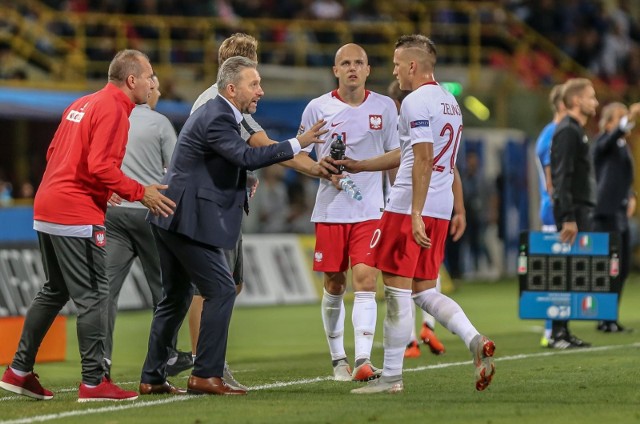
[
  {"x1": 334, "y1": 43, "x2": 368, "y2": 66},
  {"x1": 333, "y1": 43, "x2": 370, "y2": 93}
]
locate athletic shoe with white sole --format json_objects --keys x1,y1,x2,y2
[
  {"x1": 470, "y1": 334, "x2": 495, "y2": 391},
  {"x1": 332, "y1": 358, "x2": 352, "y2": 381},
  {"x1": 78, "y1": 376, "x2": 138, "y2": 402},
  {"x1": 0, "y1": 367, "x2": 53, "y2": 400},
  {"x1": 351, "y1": 360, "x2": 382, "y2": 382},
  {"x1": 223, "y1": 361, "x2": 248, "y2": 391},
  {"x1": 351, "y1": 375, "x2": 404, "y2": 394}
]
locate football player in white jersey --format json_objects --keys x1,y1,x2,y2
[
  {"x1": 297, "y1": 43, "x2": 400, "y2": 382},
  {"x1": 388, "y1": 80, "x2": 453, "y2": 360},
  {"x1": 336, "y1": 35, "x2": 495, "y2": 394}
]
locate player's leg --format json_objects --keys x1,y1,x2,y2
[
  {"x1": 323, "y1": 271, "x2": 349, "y2": 380},
  {"x1": 411, "y1": 217, "x2": 495, "y2": 391},
  {"x1": 350, "y1": 263, "x2": 380, "y2": 381},
  {"x1": 187, "y1": 293, "x2": 202, "y2": 357},
  {"x1": 314, "y1": 223, "x2": 351, "y2": 380},
  {"x1": 352, "y1": 212, "x2": 413, "y2": 394},
  {"x1": 349, "y1": 220, "x2": 382, "y2": 381},
  {"x1": 419, "y1": 275, "x2": 445, "y2": 355}
]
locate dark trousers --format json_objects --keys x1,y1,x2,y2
[
  {"x1": 105, "y1": 207, "x2": 164, "y2": 362},
  {"x1": 552, "y1": 205, "x2": 593, "y2": 335},
  {"x1": 13, "y1": 230, "x2": 108, "y2": 385},
  {"x1": 593, "y1": 211, "x2": 630, "y2": 305},
  {"x1": 140, "y1": 226, "x2": 237, "y2": 384}
]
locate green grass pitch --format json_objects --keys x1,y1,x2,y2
[{"x1": 1, "y1": 277, "x2": 639, "y2": 424}]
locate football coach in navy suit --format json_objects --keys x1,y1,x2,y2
[{"x1": 139, "y1": 56, "x2": 327, "y2": 396}]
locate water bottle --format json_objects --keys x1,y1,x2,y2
[
  {"x1": 339, "y1": 176, "x2": 363, "y2": 201},
  {"x1": 329, "y1": 134, "x2": 346, "y2": 174}
]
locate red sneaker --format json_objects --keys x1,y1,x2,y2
[
  {"x1": 404, "y1": 341, "x2": 421, "y2": 358},
  {"x1": 420, "y1": 323, "x2": 446, "y2": 355},
  {"x1": 0, "y1": 367, "x2": 54, "y2": 400},
  {"x1": 78, "y1": 376, "x2": 138, "y2": 402}
]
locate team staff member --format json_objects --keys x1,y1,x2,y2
[
  {"x1": 139, "y1": 56, "x2": 327, "y2": 396},
  {"x1": 104, "y1": 74, "x2": 192, "y2": 383},
  {"x1": 299, "y1": 43, "x2": 400, "y2": 382},
  {"x1": 534, "y1": 83, "x2": 566, "y2": 348},
  {"x1": 550, "y1": 77, "x2": 599, "y2": 348},
  {"x1": 0, "y1": 50, "x2": 174, "y2": 402},
  {"x1": 335, "y1": 35, "x2": 494, "y2": 394},
  {"x1": 592, "y1": 101, "x2": 640, "y2": 333}
]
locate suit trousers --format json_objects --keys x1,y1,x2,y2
[
  {"x1": 13, "y1": 230, "x2": 108, "y2": 385},
  {"x1": 141, "y1": 226, "x2": 237, "y2": 384},
  {"x1": 105, "y1": 206, "x2": 164, "y2": 363}
]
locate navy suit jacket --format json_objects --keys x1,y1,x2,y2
[{"x1": 149, "y1": 95, "x2": 294, "y2": 249}]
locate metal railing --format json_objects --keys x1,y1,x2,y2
[{"x1": 0, "y1": 1, "x2": 594, "y2": 92}]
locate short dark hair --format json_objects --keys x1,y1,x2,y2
[
  {"x1": 395, "y1": 34, "x2": 437, "y2": 67},
  {"x1": 395, "y1": 34, "x2": 437, "y2": 57}
]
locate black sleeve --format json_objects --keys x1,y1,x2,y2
[
  {"x1": 593, "y1": 127, "x2": 625, "y2": 157},
  {"x1": 551, "y1": 126, "x2": 577, "y2": 223}
]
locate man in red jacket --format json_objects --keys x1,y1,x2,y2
[{"x1": 0, "y1": 49, "x2": 175, "y2": 402}]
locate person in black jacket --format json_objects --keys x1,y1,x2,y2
[
  {"x1": 550, "y1": 78, "x2": 599, "y2": 349},
  {"x1": 592, "y1": 101, "x2": 640, "y2": 333}
]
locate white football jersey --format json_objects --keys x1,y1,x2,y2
[
  {"x1": 386, "y1": 82, "x2": 463, "y2": 219},
  {"x1": 300, "y1": 90, "x2": 400, "y2": 223}
]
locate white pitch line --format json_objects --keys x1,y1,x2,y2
[{"x1": 1, "y1": 342, "x2": 638, "y2": 424}]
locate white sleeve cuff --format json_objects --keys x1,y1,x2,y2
[
  {"x1": 620, "y1": 115, "x2": 635, "y2": 132},
  {"x1": 288, "y1": 138, "x2": 301, "y2": 155}
]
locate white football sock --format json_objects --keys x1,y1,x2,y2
[
  {"x1": 382, "y1": 286, "x2": 413, "y2": 378},
  {"x1": 413, "y1": 288, "x2": 478, "y2": 349},
  {"x1": 422, "y1": 309, "x2": 436, "y2": 330},
  {"x1": 352, "y1": 291, "x2": 377, "y2": 362},
  {"x1": 321, "y1": 289, "x2": 346, "y2": 361},
  {"x1": 421, "y1": 276, "x2": 440, "y2": 329},
  {"x1": 409, "y1": 302, "x2": 418, "y2": 342}
]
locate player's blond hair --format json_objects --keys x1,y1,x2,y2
[
  {"x1": 549, "y1": 84, "x2": 564, "y2": 114},
  {"x1": 218, "y1": 33, "x2": 258, "y2": 64}
]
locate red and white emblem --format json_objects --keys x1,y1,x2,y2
[
  {"x1": 369, "y1": 115, "x2": 382, "y2": 130},
  {"x1": 94, "y1": 230, "x2": 106, "y2": 247}
]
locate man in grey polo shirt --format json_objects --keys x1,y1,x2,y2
[{"x1": 104, "y1": 74, "x2": 191, "y2": 380}]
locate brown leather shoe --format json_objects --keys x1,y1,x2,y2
[
  {"x1": 139, "y1": 381, "x2": 187, "y2": 395},
  {"x1": 187, "y1": 375, "x2": 247, "y2": 395}
]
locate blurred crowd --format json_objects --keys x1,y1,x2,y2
[
  {"x1": 2, "y1": 0, "x2": 640, "y2": 87},
  {"x1": 517, "y1": 0, "x2": 640, "y2": 91}
]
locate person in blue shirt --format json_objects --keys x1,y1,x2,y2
[{"x1": 534, "y1": 83, "x2": 565, "y2": 348}]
